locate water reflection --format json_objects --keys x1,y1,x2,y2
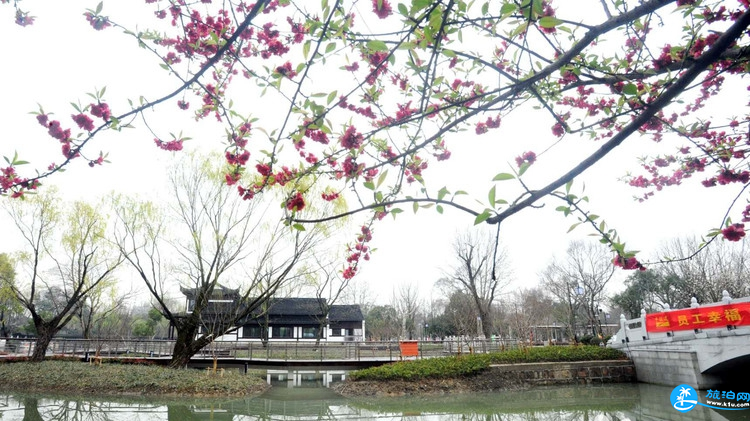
[
  {"x1": 1, "y1": 383, "x2": 749, "y2": 420},
  {"x1": 265, "y1": 369, "x2": 347, "y2": 389}
]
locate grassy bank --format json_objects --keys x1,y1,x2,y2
[
  {"x1": 0, "y1": 360, "x2": 268, "y2": 397},
  {"x1": 349, "y1": 346, "x2": 627, "y2": 381}
]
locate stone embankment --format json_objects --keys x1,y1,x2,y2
[{"x1": 333, "y1": 360, "x2": 635, "y2": 397}]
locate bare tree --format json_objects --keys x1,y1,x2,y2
[
  {"x1": 3, "y1": 192, "x2": 122, "y2": 361},
  {"x1": 0, "y1": 254, "x2": 23, "y2": 338},
  {"x1": 341, "y1": 276, "x2": 375, "y2": 315},
  {"x1": 75, "y1": 279, "x2": 132, "y2": 340},
  {"x1": 541, "y1": 241, "x2": 614, "y2": 340},
  {"x1": 439, "y1": 290, "x2": 481, "y2": 337},
  {"x1": 506, "y1": 288, "x2": 557, "y2": 344},
  {"x1": 392, "y1": 283, "x2": 421, "y2": 340},
  {"x1": 113, "y1": 154, "x2": 324, "y2": 368},
  {"x1": 305, "y1": 254, "x2": 354, "y2": 347},
  {"x1": 364, "y1": 305, "x2": 399, "y2": 341},
  {"x1": 443, "y1": 230, "x2": 511, "y2": 338},
  {"x1": 659, "y1": 237, "x2": 750, "y2": 304}
]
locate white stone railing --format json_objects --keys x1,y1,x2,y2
[{"x1": 610, "y1": 291, "x2": 750, "y2": 347}]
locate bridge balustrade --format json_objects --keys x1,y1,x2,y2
[{"x1": 611, "y1": 292, "x2": 750, "y2": 347}]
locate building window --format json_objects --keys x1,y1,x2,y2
[
  {"x1": 272, "y1": 326, "x2": 294, "y2": 338},
  {"x1": 301, "y1": 326, "x2": 319, "y2": 339},
  {"x1": 242, "y1": 325, "x2": 263, "y2": 339},
  {"x1": 331, "y1": 328, "x2": 342, "y2": 337}
]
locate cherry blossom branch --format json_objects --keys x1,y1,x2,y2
[
  {"x1": 291, "y1": 197, "x2": 481, "y2": 223},
  {"x1": 488, "y1": 8, "x2": 750, "y2": 226}
]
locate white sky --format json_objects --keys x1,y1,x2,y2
[{"x1": 0, "y1": 0, "x2": 744, "y2": 306}]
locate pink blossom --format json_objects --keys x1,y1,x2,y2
[
  {"x1": 722, "y1": 223, "x2": 746, "y2": 241},
  {"x1": 372, "y1": 0, "x2": 392, "y2": 19},
  {"x1": 72, "y1": 113, "x2": 95, "y2": 131},
  {"x1": 286, "y1": 192, "x2": 306, "y2": 212},
  {"x1": 84, "y1": 12, "x2": 111, "y2": 30},
  {"x1": 90, "y1": 103, "x2": 111, "y2": 120}
]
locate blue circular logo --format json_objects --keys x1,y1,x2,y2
[{"x1": 671, "y1": 384, "x2": 698, "y2": 412}]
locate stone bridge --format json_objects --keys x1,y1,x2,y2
[{"x1": 610, "y1": 292, "x2": 750, "y2": 389}]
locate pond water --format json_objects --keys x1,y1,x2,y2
[{"x1": 1, "y1": 370, "x2": 749, "y2": 420}]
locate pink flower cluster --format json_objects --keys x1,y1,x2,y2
[
  {"x1": 1, "y1": 166, "x2": 38, "y2": 198},
  {"x1": 475, "y1": 116, "x2": 501, "y2": 135},
  {"x1": 342, "y1": 226, "x2": 374, "y2": 280},
  {"x1": 340, "y1": 126, "x2": 364, "y2": 150},
  {"x1": 515, "y1": 151, "x2": 536, "y2": 167},
  {"x1": 84, "y1": 12, "x2": 111, "y2": 30},
  {"x1": 15, "y1": 9, "x2": 34, "y2": 26},
  {"x1": 613, "y1": 255, "x2": 646, "y2": 271},
  {"x1": 286, "y1": 192, "x2": 306, "y2": 212},
  {"x1": 722, "y1": 223, "x2": 745, "y2": 241},
  {"x1": 154, "y1": 138, "x2": 184, "y2": 151},
  {"x1": 372, "y1": 0, "x2": 392, "y2": 19}
]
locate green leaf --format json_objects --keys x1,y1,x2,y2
[
  {"x1": 509, "y1": 22, "x2": 528, "y2": 38},
  {"x1": 481, "y1": 2, "x2": 489, "y2": 15},
  {"x1": 398, "y1": 3, "x2": 408, "y2": 15},
  {"x1": 492, "y1": 172, "x2": 515, "y2": 181},
  {"x1": 437, "y1": 186, "x2": 449, "y2": 201},
  {"x1": 363, "y1": 181, "x2": 375, "y2": 190},
  {"x1": 325, "y1": 42, "x2": 336, "y2": 54},
  {"x1": 488, "y1": 185, "x2": 496, "y2": 207},
  {"x1": 302, "y1": 41, "x2": 311, "y2": 59},
  {"x1": 518, "y1": 162, "x2": 530, "y2": 176},
  {"x1": 622, "y1": 83, "x2": 638, "y2": 96},
  {"x1": 565, "y1": 180, "x2": 573, "y2": 193},
  {"x1": 412, "y1": 0, "x2": 431, "y2": 13},
  {"x1": 474, "y1": 209, "x2": 492, "y2": 225},
  {"x1": 567, "y1": 222, "x2": 581, "y2": 233},
  {"x1": 413, "y1": 201, "x2": 419, "y2": 213},
  {"x1": 436, "y1": 205, "x2": 444, "y2": 214},
  {"x1": 292, "y1": 224, "x2": 307, "y2": 231},
  {"x1": 500, "y1": 3, "x2": 517, "y2": 15},
  {"x1": 376, "y1": 170, "x2": 388, "y2": 188},
  {"x1": 95, "y1": 1, "x2": 103, "y2": 14},
  {"x1": 366, "y1": 40, "x2": 389, "y2": 52},
  {"x1": 327, "y1": 91, "x2": 337, "y2": 105},
  {"x1": 538, "y1": 16, "x2": 562, "y2": 28}
]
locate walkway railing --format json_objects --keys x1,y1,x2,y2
[{"x1": 0, "y1": 338, "x2": 521, "y2": 362}]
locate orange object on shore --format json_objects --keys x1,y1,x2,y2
[{"x1": 399, "y1": 341, "x2": 418, "y2": 358}]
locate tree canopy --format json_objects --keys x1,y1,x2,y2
[{"x1": 2, "y1": 0, "x2": 750, "y2": 272}]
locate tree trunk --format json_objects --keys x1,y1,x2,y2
[
  {"x1": 30, "y1": 324, "x2": 55, "y2": 362},
  {"x1": 0, "y1": 309, "x2": 7, "y2": 337},
  {"x1": 168, "y1": 344, "x2": 198, "y2": 368},
  {"x1": 22, "y1": 397, "x2": 43, "y2": 421},
  {"x1": 168, "y1": 327, "x2": 202, "y2": 368},
  {"x1": 478, "y1": 307, "x2": 492, "y2": 339}
]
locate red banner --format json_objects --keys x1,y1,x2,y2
[{"x1": 645, "y1": 302, "x2": 750, "y2": 332}]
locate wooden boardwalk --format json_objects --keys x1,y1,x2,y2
[{"x1": 0, "y1": 337, "x2": 518, "y2": 366}]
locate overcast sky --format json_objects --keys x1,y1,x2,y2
[{"x1": 0, "y1": 0, "x2": 743, "y2": 306}]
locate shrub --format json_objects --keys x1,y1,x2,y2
[{"x1": 349, "y1": 345, "x2": 627, "y2": 381}]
